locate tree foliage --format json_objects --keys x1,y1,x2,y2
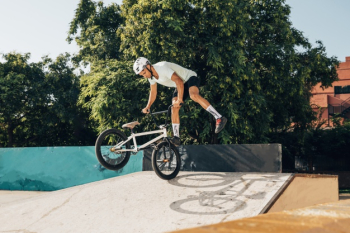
[
  {"x1": 0, "y1": 53, "x2": 47, "y2": 146},
  {"x1": 272, "y1": 122, "x2": 350, "y2": 172},
  {"x1": 67, "y1": 0, "x2": 123, "y2": 63},
  {"x1": 0, "y1": 52, "x2": 95, "y2": 147},
  {"x1": 0, "y1": 0, "x2": 341, "y2": 148},
  {"x1": 70, "y1": 0, "x2": 339, "y2": 145}
]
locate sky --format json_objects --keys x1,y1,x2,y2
[{"x1": 0, "y1": 0, "x2": 349, "y2": 64}]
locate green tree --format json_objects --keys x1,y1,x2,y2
[
  {"x1": 67, "y1": 0, "x2": 123, "y2": 63},
  {"x1": 38, "y1": 53, "x2": 96, "y2": 146},
  {"x1": 0, "y1": 52, "x2": 95, "y2": 147},
  {"x1": 0, "y1": 53, "x2": 48, "y2": 147},
  {"x1": 73, "y1": 0, "x2": 339, "y2": 145},
  {"x1": 245, "y1": 2, "x2": 339, "y2": 133}
]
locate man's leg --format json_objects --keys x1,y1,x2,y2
[
  {"x1": 171, "y1": 97, "x2": 181, "y2": 146},
  {"x1": 188, "y1": 86, "x2": 210, "y2": 109},
  {"x1": 189, "y1": 86, "x2": 227, "y2": 133},
  {"x1": 172, "y1": 97, "x2": 180, "y2": 135},
  {"x1": 170, "y1": 83, "x2": 190, "y2": 146}
]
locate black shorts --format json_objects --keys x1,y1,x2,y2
[{"x1": 172, "y1": 76, "x2": 200, "y2": 100}]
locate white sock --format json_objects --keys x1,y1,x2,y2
[
  {"x1": 206, "y1": 105, "x2": 222, "y2": 119},
  {"x1": 172, "y1": 124, "x2": 180, "y2": 137}
]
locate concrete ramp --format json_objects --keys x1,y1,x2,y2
[
  {"x1": 264, "y1": 174, "x2": 338, "y2": 213},
  {"x1": 0, "y1": 172, "x2": 337, "y2": 233},
  {"x1": 173, "y1": 199, "x2": 350, "y2": 233}
]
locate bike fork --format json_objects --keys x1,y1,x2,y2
[
  {"x1": 163, "y1": 137, "x2": 174, "y2": 167},
  {"x1": 164, "y1": 137, "x2": 172, "y2": 149}
]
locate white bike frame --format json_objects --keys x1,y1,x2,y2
[{"x1": 113, "y1": 125, "x2": 168, "y2": 153}]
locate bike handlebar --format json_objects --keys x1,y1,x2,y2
[
  {"x1": 151, "y1": 110, "x2": 168, "y2": 115},
  {"x1": 147, "y1": 104, "x2": 182, "y2": 128}
]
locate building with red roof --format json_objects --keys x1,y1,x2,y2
[{"x1": 310, "y1": 57, "x2": 350, "y2": 126}]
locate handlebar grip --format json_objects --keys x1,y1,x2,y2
[{"x1": 141, "y1": 108, "x2": 151, "y2": 114}]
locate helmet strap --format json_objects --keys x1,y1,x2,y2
[{"x1": 146, "y1": 65, "x2": 154, "y2": 80}]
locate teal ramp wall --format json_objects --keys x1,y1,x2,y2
[{"x1": 0, "y1": 147, "x2": 143, "y2": 191}]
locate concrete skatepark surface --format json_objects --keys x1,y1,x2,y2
[
  {"x1": 174, "y1": 199, "x2": 350, "y2": 233},
  {"x1": 0, "y1": 190, "x2": 46, "y2": 205},
  {"x1": 0, "y1": 171, "x2": 293, "y2": 233}
]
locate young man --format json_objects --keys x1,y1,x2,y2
[{"x1": 133, "y1": 57, "x2": 227, "y2": 146}]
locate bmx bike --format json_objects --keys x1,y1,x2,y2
[{"x1": 95, "y1": 105, "x2": 181, "y2": 180}]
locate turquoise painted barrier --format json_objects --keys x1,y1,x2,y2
[{"x1": 0, "y1": 147, "x2": 143, "y2": 191}]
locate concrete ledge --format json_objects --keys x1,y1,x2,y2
[
  {"x1": 264, "y1": 174, "x2": 339, "y2": 213},
  {"x1": 143, "y1": 144, "x2": 282, "y2": 173}
]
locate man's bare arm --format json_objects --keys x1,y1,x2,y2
[{"x1": 143, "y1": 83, "x2": 157, "y2": 113}]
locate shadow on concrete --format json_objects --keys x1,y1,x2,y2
[
  {"x1": 339, "y1": 194, "x2": 350, "y2": 200},
  {"x1": 168, "y1": 173, "x2": 287, "y2": 215}
]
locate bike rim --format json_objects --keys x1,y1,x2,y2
[
  {"x1": 100, "y1": 132, "x2": 128, "y2": 166},
  {"x1": 155, "y1": 145, "x2": 178, "y2": 176}
]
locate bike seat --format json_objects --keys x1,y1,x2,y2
[{"x1": 122, "y1": 121, "x2": 140, "y2": 130}]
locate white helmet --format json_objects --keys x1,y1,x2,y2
[{"x1": 133, "y1": 57, "x2": 151, "y2": 74}]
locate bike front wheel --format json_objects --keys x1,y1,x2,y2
[
  {"x1": 152, "y1": 141, "x2": 181, "y2": 180},
  {"x1": 95, "y1": 128, "x2": 130, "y2": 170}
]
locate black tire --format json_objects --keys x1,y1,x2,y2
[
  {"x1": 151, "y1": 141, "x2": 181, "y2": 180},
  {"x1": 95, "y1": 128, "x2": 130, "y2": 171}
]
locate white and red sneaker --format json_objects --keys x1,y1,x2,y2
[{"x1": 215, "y1": 117, "x2": 227, "y2": 134}]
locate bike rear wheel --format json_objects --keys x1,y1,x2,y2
[
  {"x1": 152, "y1": 141, "x2": 181, "y2": 180},
  {"x1": 95, "y1": 128, "x2": 130, "y2": 170}
]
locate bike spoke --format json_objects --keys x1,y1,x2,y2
[
  {"x1": 155, "y1": 144, "x2": 177, "y2": 175},
  {"x1": 158, "y1": 162, "x2": 166, "y2": 169},
  {"x1": 167, "y1": 150, "x2": 174, "y2": 169},
  {"x1": 100, "y1": 132, "x2": 127, "y2": 165}
]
